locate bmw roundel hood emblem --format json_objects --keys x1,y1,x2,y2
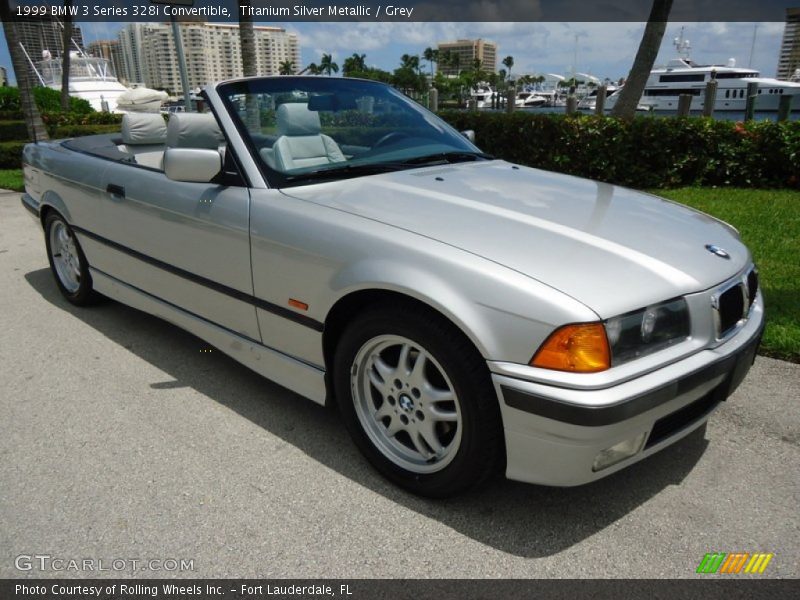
[{"x1": 705, "y1": 244, "x2": 730, "y2": 259}]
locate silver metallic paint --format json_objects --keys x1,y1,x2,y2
[
  {"x1": 163, "y1": 148, "x2": 222, "y2": 183},
  {"x1": 20, "y1": 78, "x2": 764, "y2": 486}
]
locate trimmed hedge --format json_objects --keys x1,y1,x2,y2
[
  {"x1": 52, "y1": 123, "x2": 121, "y2": 138},
  {"x1": 0, "y1": 141, "x2": 26, "y2": 169},
  {"x1": 0, "y1": 123, "x2": 123, "y2": 168},
  {"x1": 5, "y1": 109, "x2": 799, "y2": 188},
  {"x1": 439, "y1": 111, "x2": 800, "y2": 189},
  {"x1": 41, "y1": 112, "x2": 123, "y2": 137},
  {"x1": 0, "y1": 86, "x2": 93, "y2": 114},
  {"x1": 0, "y1": 120, "x2": 28, "y2": 141}
]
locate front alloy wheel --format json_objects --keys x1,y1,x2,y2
[
  {"x1": 335, "y1": 307, "x2": 504, "y2": 497},
  {"x1": 351, "y1": 335, "x2": 463, "y2": 474}
]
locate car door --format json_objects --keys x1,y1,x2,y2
[{"x1": 90, "y1": 162, "x2": 259, "y2": 341}]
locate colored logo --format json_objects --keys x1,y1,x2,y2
[{"x1": 696, "y1": 552, "x2": 774, "y2": 574}]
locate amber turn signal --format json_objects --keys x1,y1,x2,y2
[
  {"x1": 288, "y1": 298, "x2": 309, "y2": 311},
  {"x1": 531, "y1": 323, "x2": 611, "y2": 373}
]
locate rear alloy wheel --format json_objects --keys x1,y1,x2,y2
[
  {"x1": 44, "y1": 212, "x2": 97, "y2": 305},
  {"x1": 334, "y1": 308, "x2": 504, "y2": 497}
]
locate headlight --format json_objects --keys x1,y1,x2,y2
[{"x1": 604, "y1": 298, "x2": 690, "y2": 365}]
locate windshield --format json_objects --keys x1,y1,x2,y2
[{"x1": 217, "y1": 77, "x2": 486, "y2": 187}]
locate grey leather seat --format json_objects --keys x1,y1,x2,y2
[
  {"x1": 165, "y1": 112, "x2": 223, "y2": 150},
  {"x1": 160, "y1": 113, "x2": 224, "y2": 172},
  {"x1": 270, "y1": 103, "x2": 345, "y2": 171},
  {"x1": 118, "y1": 113, "x2": 167, "y2": 169}
]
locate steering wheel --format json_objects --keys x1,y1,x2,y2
[{"x1": 373, "y1": 131, "x2": 410, "y2": 149}]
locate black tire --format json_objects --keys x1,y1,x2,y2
[
  {"x1": 44, "y1": 211, "x2": 98, "y2": 306},
  {"x1": 334, "y1": 306, "x2": 505, "y2": 498}
]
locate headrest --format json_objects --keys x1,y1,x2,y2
[
  {"x1": 166, "y1": 113, "x2": 222, "y2": 149},
  {"x1": 121, "y1": 113, "x2": 167, "y2": 145},
  {"x1": 277, "y1": 103, "x2": 321, "y2": 136}
]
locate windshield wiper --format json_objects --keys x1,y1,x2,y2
[
  {"x1": 400, "y1": 151, "x2": 494, "y2": 166},
  {"x1": 283, "y1": 161, "x2": 409, "y2": 183}
]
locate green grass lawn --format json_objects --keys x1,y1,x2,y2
[
  {"x1": 0, "y1": 168, "x2": 796, "y2": 361},
  {"x1": 658, "y1": 188, "x2": 799, "y2": 363},
  {"x1": 0, "y1": 169, "x2": 23, "y2": 192}
]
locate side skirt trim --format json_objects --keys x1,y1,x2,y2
[{"x1": 91, "y1": 267, "x2": 328, "y2": 405}]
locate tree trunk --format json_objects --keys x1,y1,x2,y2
[
  {"x1": 238, "y1": 0, "x2": 257, "y2": 77},
  {"x1": 611, "y1": 0, "x2": 673, "y2": 120},
  {"x1": 60, "y1": 0, "x2": 73, "y2": 111},
  {"x1": 238, "y1": 1, "x2": 259, "y2": 129},
  {"x1": 1, "y1": 8, "x2": 49, "y2": 141}
]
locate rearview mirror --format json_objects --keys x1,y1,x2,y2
[
  {"x1": 461, "y1": 130, "x2": 475, "y2": 143},
  {"x1": 163, "y1": 148, "x2": 221, "y2": 183}
]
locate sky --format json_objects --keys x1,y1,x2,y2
[{"x1": 0, "y1": 21, "x2": 788, "y2": 85}]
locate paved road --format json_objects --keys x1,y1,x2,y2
[{"x1": 1, "y1": 190, "x2": 798, "y2": 579}]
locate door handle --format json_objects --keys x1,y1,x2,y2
[{"x1": 106, "y1": 184, "x2": 125, "y2": 199}]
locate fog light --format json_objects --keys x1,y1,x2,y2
[{"x1": 592, "y1": 432, "x2": 648, "y2": 472}]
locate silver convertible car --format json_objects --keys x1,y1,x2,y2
[{"x1": 22, "y1": 77, "x2": 763, "y2": 497}]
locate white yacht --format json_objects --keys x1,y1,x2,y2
[
  {"x1": 469, "y1": 85, "x2": 494, "y2": 109},
  {"x1": 515, "y1": 91, "x2": 547, "y2": 108},
  {"x1": 34, "y1": 51, "x2": 129, "y2": 112},
  {"x1": 605, "y1": 33, "x2": 800, "y2": 112},
  {"x1": 578, "y1": 85, "x2": 619, "y2": 111},
  {"x1": 32, "y1": 51, "x2": 165, "y2": 113}
]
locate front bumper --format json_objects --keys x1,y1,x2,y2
[{"x1": 492, "y1": 300, "x2": 764, "y2": 486}]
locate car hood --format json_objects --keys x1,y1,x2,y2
[{"x1": 281, "y1": 161, "x2": 749, "y2": 318}]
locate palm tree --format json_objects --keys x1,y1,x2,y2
[
  {"x1": 320, "y1": 53, "x2": 339, "y2": 76},
  {"x1": 237, "y1": 1, "x2": 258, "y2": 128},
  {"x1": 502, "y1": 56, "x2": 514, "y2": 81},
  {"x1": 400, "y1": 54, "x2": 420, "y2": 73},
  {"x1": 611, "y1": 0, "x2": 674, "y2": 120},
  {"x1": 279, "y1": 61, "x2": 294, "y2": 75},
  {"x1": 451, "y1": 53, "x2": 461, "y2": 75},
  {"x1": 352, "y1": 53, "x2": 366, "y2": 72},
  {"x1": 60, "y1": 0, "x2": 73, "y2": 111},
  {"x1": 304, "y1": 63, "x2": 321, "y2": 76},
  {"x1": 423, "y1": 47, "x2": 439, "y2": 77},
  {"x1": 237, "y1": 1, "x2": 257, "y2": 77},
  {"x1": 343, "y1": 53, "x2": 366, "y2": 76},
  {"x1": 471, "y1": 58, "x2": 486, "y2": 83},
  {"x1": 0, "y1": 11, "x2": 48, "y2": 140},
  {"x1": 438, "y1": 50, "x2": 460, "y2": 76}
]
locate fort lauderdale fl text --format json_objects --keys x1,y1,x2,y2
[
  {"x1": 241, "y1": 4, "x2": 415, "y2": 18},
  {"x1": 15, "y1": 583, "x2": 354, "y2": 597}
]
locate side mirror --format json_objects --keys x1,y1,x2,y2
[
  {"x1": 163, "y1": 148, "x2": 221, "y2": 183},
  {"x1": 461, "y1": 130, "x2": 476, "y2": 143}
]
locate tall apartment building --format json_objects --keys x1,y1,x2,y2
[
  {"x1": 117, "y1": 22, "x2": 300, "y2": 94},
  {"x1": 777, "y1": 7, "x2": 800, "y2": 80},
  {"x1": 12, "y1": 19, "x2": 85, "y2": 85},
  {"x1": 86, "y1": 40, "x2": 124, "y2": 82},
  {"x1": 436, "y1": 39, "x2": 497, "y2": 76},
  {"x1": 0, "y1": 66, "x2": 8, "y2": 87},
  {"x1": 117, "y1": 23, "x2": 152, "y2": 85}
]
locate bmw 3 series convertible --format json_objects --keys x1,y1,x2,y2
[{"x1": 21, "y1": 76, "x2": 763, "y2": 497}]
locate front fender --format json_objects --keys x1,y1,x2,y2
[{"x1": 327, "y1": 253, "x2": 597, "y2": 364}]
